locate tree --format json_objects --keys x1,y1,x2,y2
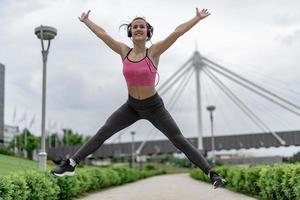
[
  {"x1": 62, "y1": 129, "x2": 83, "y2": 146},
  {"x1": 9, "y1": 129, "x2": 40, "y2": 160},
  {"x1": 24, "y1": 131, "x2": 40, "y2": 160},
  {"x1": 289, "y1": 151, "x2": 300, "y2": 163}
]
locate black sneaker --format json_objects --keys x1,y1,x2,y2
[
  {"x1": 208, "y1": 170, "x2": 226, "y2": 189},
  {"x1": 51, "y1": 159, "x2": 76, "y2": 177}
]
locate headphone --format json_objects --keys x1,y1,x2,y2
[{"x1": 127, "y1": 18, "x2": 154, "y2": 41}]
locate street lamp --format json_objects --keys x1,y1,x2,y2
[
  {"x1": 130, "y1": 131, "x2": 136, "y2": 168},
  {"x1": 206, "y1": 105, "x2": 216, "y2": 166},
  {"x1": 34, "y1": 25, "x2": 57, "y2": 171}
]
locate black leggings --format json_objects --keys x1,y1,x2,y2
[{"x1": 71, "y1": 92, "x2": 212, "y2": 174}]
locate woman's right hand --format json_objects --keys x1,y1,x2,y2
[{"x1": 78, "y1": 10, "x2": 91, "y2": 23}]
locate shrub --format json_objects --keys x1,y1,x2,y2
[
  {"x1": 0, "y1": 166, "x2": 165, "y2": 200},
  {"x1": 6, "y1": 173, "x2": 29, "y2": 200},
  {"x1": 0, "y1": 176, "x2": 13, "y2": 200},
  {"x1": 145, "y1": 164, "x2": 156, "y2": 170},
  {"x1": 0, "y1": 147, "x2": 15, "y2": 156},
  {"x1": 23, "y1": 170, "x2": 60, "y2": 200},
  {"x1": 190, "y1": 163, "x2": 300, "y2": 200},
  {"x1": 243, "y1": 166, "x2": 261, "y2": 195}
]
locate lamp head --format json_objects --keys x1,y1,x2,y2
[
  {"x1": 206, "y1": 105, "x2": 216, "y2": 111},
  {"x1": 34, "y1": 25, "x2": 57, "y2": 40}
]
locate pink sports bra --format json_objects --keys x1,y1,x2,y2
[{"x1": 122, "y1": 48, "x2": 157, "y2": 86}]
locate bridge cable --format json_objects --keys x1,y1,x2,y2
[
  {"x1": 202, "y1": 72, "x2": 239, "y2": 135},
  {"x1": 203, "y1": 67, "x2": 286, "y2": 145},
  {"x1": 157, "y1": 57, "x2": 193, "y2": 92},
  {"x1": 204, "y1": 54, "x2": 300, "y2": 97},
  {"x1": 202, "y1": 56, "x2": 300, "y2": 111},
  {"x1": 203, "y1": 59, "x2": 300, "y2": 117}
]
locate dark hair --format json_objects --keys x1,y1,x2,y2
[{"x1": 119, "y1": 17, "x2": 154, "y2": 41}]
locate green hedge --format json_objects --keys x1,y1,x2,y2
[
  {"x1": 0, "y1": 166, "x2": 166, "y2": 200},
  {"x1": 0, "y1": 147, "x2": 15, "y2": 156},
  {"x1": 190, "y1": 163, "x2": 300, "y2": 200}
]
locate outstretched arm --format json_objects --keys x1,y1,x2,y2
[
  {"x1": 79, "y1": 10, "x2": 129, "y2": 58},
  {"x1": 150, "y1": 8, "x2": 210, "y2": 58}
]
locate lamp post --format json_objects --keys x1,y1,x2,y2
[
  {"x1": 130, "y1": 131, "x2": 136, "y2": 168},
  {"x1": 206, "y1": 105, "x2": 216, "y2": 166},
  {"x1": 34, "y1": 25, "x2": 57, "y2": 171}
]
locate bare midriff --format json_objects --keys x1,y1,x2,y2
[{"x1": 127, "y1": 86, "x2": 157, "y2": 100}]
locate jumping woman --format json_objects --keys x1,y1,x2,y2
[{"x1": 51, "y1": 8, "x2": 226, "y2": 189}]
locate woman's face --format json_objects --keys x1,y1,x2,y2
[{"x1": 131, "y1": 19, "x2": 148, "y2": 42}]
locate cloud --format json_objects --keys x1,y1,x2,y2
[
  {"x1": 1, "y1": 0, "x2": 300, "y2": 144},
  {"x1": 275, "y1": 28, "x2": 300, "y2": 45},
  {"x1": 271, "y1": 12, "x2": 300, "y2": 27}
]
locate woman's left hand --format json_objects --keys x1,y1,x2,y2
[{"x1": 196, "y1": 8, "x2": 210, "y2": 19}]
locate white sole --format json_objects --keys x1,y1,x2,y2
[
  {"x1": 53, "y1": 171, "x2": 75, "y2": 177},
  {"x1": 213, "y1": 179, "x2": 226, "y2": 189}
]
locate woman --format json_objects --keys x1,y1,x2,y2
[{"x1": 51, "y1": 8, "x2": 226, "y2": 189}]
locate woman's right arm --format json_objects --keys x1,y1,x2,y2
[{"x1": 79, "y1": 10, "x2": 129, "y2": 58}]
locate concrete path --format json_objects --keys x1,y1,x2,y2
[{"x1": 75, "y1": 173, "x2": 257, "y2": 200}]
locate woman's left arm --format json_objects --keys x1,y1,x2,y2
[{"x1": 150, "y1": 8, "x2": 210, "y2": 58}]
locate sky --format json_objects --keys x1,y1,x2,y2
[{"x1": 1, "y1": 0, "x2": 300, "y2": 156}]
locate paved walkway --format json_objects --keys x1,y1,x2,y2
[{"x1": 75, "y1": 173, "x2": 257, "y2": 200}]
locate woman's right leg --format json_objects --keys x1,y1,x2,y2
[{"x1": 71, "y1": 102, "x2": 140, "y2": 164}]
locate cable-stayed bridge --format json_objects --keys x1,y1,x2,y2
[{"x1": 49, "y1": 50, "x2": 300, "y2": 160}]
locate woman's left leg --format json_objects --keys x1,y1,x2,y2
[{"x1": 148, "y1": 104, "x2": 212, "y2": 175}]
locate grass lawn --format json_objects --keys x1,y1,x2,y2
[{"x1": 0, "y1": 154, "x2": 54, "y2": 176}]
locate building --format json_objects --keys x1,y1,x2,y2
[
  {"x1": 0, "y1": 63, "x2": 4, "y2": 147},
  {"x1": 4, "y1": 125, "x2": 19, "y2": 147}
]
